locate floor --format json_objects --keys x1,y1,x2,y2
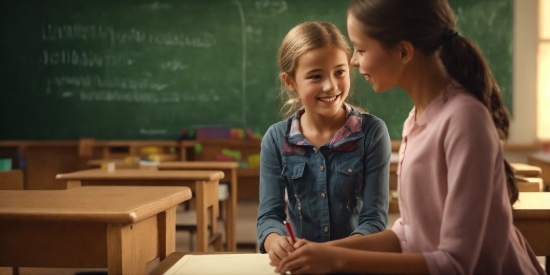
[{"x1": 0, "y1": 202, "x2": 545, "y2": 274}]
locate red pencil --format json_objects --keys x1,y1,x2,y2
[{"x1": 284, "y1": 220, "x2": 296, "y2": 243}]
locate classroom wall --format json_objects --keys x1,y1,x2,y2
[
  {"x1": 506, "y1": 0, "x2": 539, "y2": 162},
  {"x1": 510, "y1": 0, "x2": 537, "y2": 144}
]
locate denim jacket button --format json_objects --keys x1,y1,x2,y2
[
  {"x1": 319, "y1": 166, "x2": 325, "y2": 172},
  {"x1": 347, "y1": 168, "x2": 352, "y2": 173},
  {"x1": 320, "y1": 193, "x2": 326, "y2": 199},
  {"x1": 291, "y1": 175, "x2": 295, "y2": 179},
  {"x1": 323, "y1": 227, "x2": 329, "y2": 233},
  {"x1": 313, "y1": 148, "x2": 318, "y2": 154}
]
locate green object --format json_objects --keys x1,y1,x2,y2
[
  {"x1": 0, "y1": 0, "x2": 512, "y2": 140},
  {"x1": 0, "y1": 158, "x2": 12, "y2": 171},
  {"x1": 221, "y1": 148, "x2": 241, "y2": 160},
  {"x1": 194, "y1": 144, "x2": 203, "y2": 154}
]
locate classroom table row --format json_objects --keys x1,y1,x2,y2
[
  {"x1": 0, "y1": 167, "x2": 228, "y2": 275},
  {"x1": 85, "y1": 159, "x2": 241, "y2": 252}
]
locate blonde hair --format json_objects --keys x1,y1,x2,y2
[{"x1": 277, "y1": 21, "x2": 354, "y2": 117}]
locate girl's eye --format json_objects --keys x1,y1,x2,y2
[
  {"x1": 308, "y1": 75, "x2": 321, "y2": 80},
  {"x1": 335, "y1": 69, "x2": 347, "y2": 76}
]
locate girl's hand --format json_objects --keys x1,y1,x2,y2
[
  {"x1": 267, "y1": 235, "x2": 296, "y2": 267},
  {"x1": 275, "y1": 241, "x2": 337, "y2": 274}
]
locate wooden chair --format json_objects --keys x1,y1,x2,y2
[{"x1": 175, "y1": 183, "x2": 228, "y2": 251}]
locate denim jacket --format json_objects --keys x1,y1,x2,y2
[{"x1": 257, "y1": 103, "x2": 391, "y2": 252}]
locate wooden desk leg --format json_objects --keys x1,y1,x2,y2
[
  {"x1": 158, "y1": 206, "x2": 177, "y2": 260},
  {"x1": 226, "y1": 168, "x2": 238, "y2": 252},
  {"x1": 195, "y1": 179, "x2": 219, "y2": 252},
  {"x1": 66, "y1": 180, "x2": 82, "y2": 189},
  {"x1": 107, "y1": 215, "x2": 159, "y2": 275}
]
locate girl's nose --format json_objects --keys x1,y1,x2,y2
[
  {"x1": 350, "y1": 51, "x2": 359, "y2": 67},
  {"x1": 323, "y1": 76, "x2": 337, "y2": 92}
]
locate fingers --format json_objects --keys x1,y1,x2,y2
[
  {"x1": 268, "y1": 236, "x2": 296, "y2": 266},
  {"x1": 275, "y1": 251, "x2": 303, "y2": 274},
  {"x1": 293, "y1": 238, "x2": 308, "y2": 249}
]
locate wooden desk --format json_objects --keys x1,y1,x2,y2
[
  {"x1": 513, "y1": 192, "x2": 550, "y2": 271},
  {"x1": 148, "y1": 252, "x2": 275, "y2": 275},
  {"x1": 56, "y1": 169, "x2": 224, "y2": 252},
  {"x1": 158, "y1": 161, "x2": 239, "y2": 252},
  {"x1": 528, "y1": 153, "x2": 550, "y2": 190},
  {"x1": 180, "y1": 140, "x2": 261, "y2": 201},
  {"x1": 87, "y1": 159, "x2": 140, "y2": 169},
  {"x1": 0, "y1": 170, "x2": 24, "y2": 190},
  {"x1": 0, "y1": 186, "x2": 191, "y2": 275},
  {"x1": 511, "y1": 162, "x2": 542, "y2": 177}
]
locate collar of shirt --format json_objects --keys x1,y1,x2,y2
[
  {"x1": 286, "y1": 103, "x2": 364, "y2": 148},
  {"x1": 403, "y1": 80, "x2": 464, "y2": 137}
]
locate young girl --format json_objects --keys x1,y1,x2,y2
[
  {"x1": 275, "y1": 1, "x2": 546, "y2": 274},
  {"x1": 256, "y1": 21, "x2": 392, "y2": 266}
]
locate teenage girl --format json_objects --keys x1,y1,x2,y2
[
  {"x1": 275, "y1": 1, "x2": 546, "y2": 274},
  {"x1": 256, "y1": 21, "x2": 392, "y2": 267}
]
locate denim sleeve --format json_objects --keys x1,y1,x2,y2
[
  {"x1": 256, "y1": 125, "x2": 288, "y2": 253},
  {"x1": 352, "y1": 116, "x2": 391, "y2": 236}
]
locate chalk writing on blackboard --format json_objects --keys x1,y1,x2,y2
[{"x1": 42, "y1": 24, "x2": 217, "y2": 48}]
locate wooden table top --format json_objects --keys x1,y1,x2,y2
[
  {"x1": 510, "y1": 162, "x2": 542, "y2": 177},
  {"x1": 0, "y1": 186, "x2": 191, "y2": 223},
  {"x1": 529, "y1": 152, "x2": 550, "y2": 163},
  {"x1": 158, "y1": 161, "x2": 239, "y2": 169},
  {"x1": 56, "y1": 169, "x2": 224, "y2": 181},
  {"x1": 513, "y1": 192, "x2": 550, "y2": 219}
]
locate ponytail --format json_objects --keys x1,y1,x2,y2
[
  {"x1": 440, "y1": 35, "x2": 518, "y2": 205},
  {"x1": 348, "y1": 0, "x2": 519, "y2": 205}
]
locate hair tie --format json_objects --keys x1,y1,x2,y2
[{"x1": 443, "y1": 30, "x2": 459, "y2": 44}]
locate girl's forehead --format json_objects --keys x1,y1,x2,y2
[{"x1": 297, "y1": 47, "x2": 349, "y2": 66}]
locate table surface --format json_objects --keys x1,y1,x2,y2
[
  {"x1": 510, "y1": 162, "x2": 542, "y2": 177},
  {"x1": 158, "y1": 161, "x2": 239, "y2": 169},
  {"x1": 512, "y1": 192, "x2": 550, "y2": 219},
  {"x1": 56, "y1": 168, "x2": 224, "y2": 181},
  {"x1": 529, "y1": 152, "x2": 550, "y2": 162},
  {"x1": 149, "y1": 252, "x2": 277, "y2": 275},
  {"x1": 0, "y1": 186, "x2": 192, "y2": 224}
]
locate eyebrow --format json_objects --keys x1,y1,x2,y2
[{"x1": 305, "y1": 64, "x2": 347, "y2": 75}]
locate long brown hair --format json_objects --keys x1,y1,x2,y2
[
  {"x1": 277, "y1": 21, "x2": 364, "y2": 117},
  {"x1": 348, "y1": 0, "x2": 518, "y2": 204}
]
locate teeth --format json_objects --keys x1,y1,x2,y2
[{"x1": 319, "y1": 96, "x2": 338, "y2": 102}]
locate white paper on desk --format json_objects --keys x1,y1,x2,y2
[{"x1": 164, "y1": 253, "x2": 286, "y2": 275}]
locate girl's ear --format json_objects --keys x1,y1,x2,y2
[
  {"x1": 281, "y1": 73, "x2": 296, "y2": 91},
  {"x1": 397, "y1": 41, "x2": 414, "y2": 64}
]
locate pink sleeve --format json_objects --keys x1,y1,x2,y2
[
  {"x1": 390, "y1": 217, "x2": 410, "y2": 253},
  {"x1": 424, "y1": 100, "x2": 502, "y2": 274}
]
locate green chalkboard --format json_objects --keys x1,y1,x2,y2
[{"x1": 0, "y1": 0, "x2": 512, "y2": 140}]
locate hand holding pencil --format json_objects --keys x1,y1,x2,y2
[
  {"x1": 266, "y1": 220, "x2": 299, "y2": 267},
  {"x1": 284, "y1": 220, "x2": 296, "y2": 243}
]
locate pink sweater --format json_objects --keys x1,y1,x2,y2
[{"x1": 392, "y1": 82, "x2": 544, "y2": 275}]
